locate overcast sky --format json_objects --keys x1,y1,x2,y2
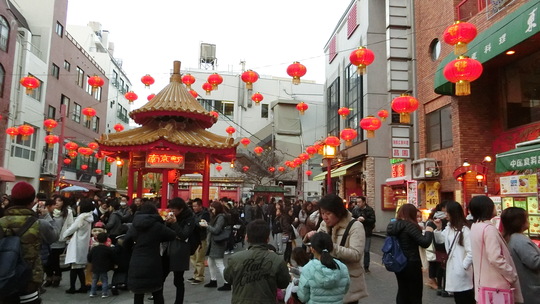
[{"x1": 66, "y1": 0, "x2": 352, "y2": 108}]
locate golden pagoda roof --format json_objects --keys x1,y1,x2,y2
[
  {"x1": 130, "y1": 61, "x2": 216, "y2": 128},
  {"x1": 97, "y1": 119, "x2": 238, "y2": 154}
]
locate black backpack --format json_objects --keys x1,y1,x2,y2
[{"x1": 0, "y1": 216, "x2": 38, "y2": 297}]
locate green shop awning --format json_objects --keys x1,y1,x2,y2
[
  {"x1": 312, "y1": 161, "x2": 360, "y2": 181},
  {"x1": 434, "y1": 0, "x2": 540, "y2": 95},
  {"x1": 496, "y1": 143, "x2": 540, "y2": 173}
]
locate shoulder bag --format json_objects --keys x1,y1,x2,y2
[{"x1": 477, "y1": 225, "x2": 514, "y2": 304}]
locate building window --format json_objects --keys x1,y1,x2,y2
[
  {"x1": 55, "y1": 22, "x2": 64, "y2": 37},
  {"x1": 51, "y1": 63, "x2": 60, "y2": 79},
  {"x1": 112, "y1": 70, "x2": 118, "y2": 87},
  {"x1": 345, "y1": 64, "x2": 361, "y2": 141},
  {"x1": 27, "y1": 74, "x2": 43, "y2": 101},
  {"x1": 72, "y1": 102, "x2": 81, "y2": 123},
  {"x1": 200, "y1": 99, "x2": 234, "y2": 118},
  {"x1": 47, "y1": 105, "x2": 56, "y2": 119},
  {"x1": 327, "y1": 78, "x2": 340, "y2": 136},
  {"x1": 429, "y1": 39, "x2": 442, "y2": 61},
  {"x1": 117, "y1": 105, "x2": 128, "y2": 123},
  {"x1": 222, "y1": 101, "x2": 234, "y2": 118},
  {"x1": 64, "y1": 60, "x2": 70, "y2": 71},
  {"x1": 10, "y1": 123, "x2": 37, "y2": 161},
  {"x1": 426, "y1": 105, "x2": 452, "y2": 152},
  {"x1": 261, "y1": 104, "x2": 269, "y2": 118},
  {"x1": 0, "y1": 16, "x2": 9, "y2": 52},
  {"x1": 0, "y1": 64, "x2": 4, "y2": 97},
  {"x1": 329, "y1": 36, "x2": 337, "y2": 63},
  {"x1": 92, "y1": 116, "x2": 100, "y2": 133},
  {"x1": 61, "y1": 95, "x2": 70, "y2": 117},
  {"x1": 119, "y1": 78, "x2": 125, "y2": 93},
  {"x1": 85, "y1": 117, "x2": 91, "y2": 129},
  {"x1": 76, "y1": 67, "x2": 84, "y2": 87}
]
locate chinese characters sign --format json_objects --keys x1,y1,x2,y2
[{"x1": 146, "y1": 151, "x2": 185, "y2": 169}]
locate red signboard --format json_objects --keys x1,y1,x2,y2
[
  {"x1": 146, "y1": 151, "x2": 185, "y2": 169},
  {"x1": 391, "y1": 163, "x2": 406, "y2": 178}
]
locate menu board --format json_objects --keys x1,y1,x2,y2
[
  {"x1": 529, "y1": 215, "x2": 540, "y2": 235},
  {"x1": 502, "y1": 197, "x2": 514, "y2": 209},
  {"x1": 500, "y1": 174, "x2": 538, "y2": 194},
  {"x1": 381, "y1": 185, "x2": 398, "y2": 210},
  {"x1": 528, "y1": 197, "x2": 539, "y2": 215},
  {"x1": 514, "y1": 197, "x2": 527, "y2": 210}
]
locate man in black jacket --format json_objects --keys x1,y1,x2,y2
[{"x1": 353, "y1": 196, "x2": 376, "y2": 272}]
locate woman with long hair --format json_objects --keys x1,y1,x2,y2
[
  {"x1": 387, "y1": 203, "x2": 434, "y2": 304},
  {"x1": 469, "y1": 195, "x2": 523, "y2": 303},
  {"x1": 433, "y1": 201, "x2": 474, "y2": 304},
  {"x1": 501, "y1": 207, "x2": 540, "y2": 304},
  {"x1": 201, "y1": 201, "x2": 231, "y2": 291},
  {"x1": 298, "y1": 232, "x2": 350, "y2": 304}
]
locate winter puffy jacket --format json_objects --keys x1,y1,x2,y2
[
  {"x1": 297, "y1": 258, "x2": 350, "y2": 304},
  {"x1": 386, "y1": 219, "x2": 433, "y2": 262}
]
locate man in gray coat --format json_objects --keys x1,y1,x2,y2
[{"x1": 224, "y1": 219, "x2": 290, "y2": 304}]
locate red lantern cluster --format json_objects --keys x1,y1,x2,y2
[
  {"x1": 44, "y1": 119, "x2": 58, "y2": 131},
  {"x1": 337, "y1": 107, "x2": 350, "y2": 119},
  {"x1": 81, "y1": 107, "x2": 97, "y2": 121},
  {"x1": 125, "y1": 91, "x2": 138, "y2": 104},
  {"x1": 443, "y1": 21, "x2": 478, "y2": 55},
  {"x1": 349, "y1": 47, "x2": 375, "y2": 75},
  {"x1": 20, "y1": 76, "x2": 40, "y2": 94},
  {"x1": 241, "y1": 70, "x2": 259, "y2": 90},
  {"x1": 443, "y1": 56, "x2": 483, "y2": 96},
  {"x1": 360, "y1": 116, "x2": 382, "y2": 138},
  {"x1": 182, "y1": 74, "x2": 196, "y2": 89},
  {"x1": 87, "y1": 75, "x2": 104, "y2": 92},
  {"x1": 114, "y1": 123, "x2": 124, "y2": 132},
  {"x1": 340, "y1": 128, "x2": 358, "y2": 146},
  {"x1": 141, "y1": 74, "x2": 155, "y2": 87},
  {"x1": 208, "y1": 73, "x2": 223, "y2": 90},
  {"x1": 287, "y1": 61, "x2": 307, "y2": 85},
  {"x1": 296, "y1": 102, "x2": 308, "y2": 115},
  {"x1": 78, "y1": 147, "x2": 94, "y2": 157},
  {"x1": 391, "y1": 94, "x2": 419, "y2": 124},
  {"x1": 251, "y1": 92, "x2": 264, "y2": 104}
]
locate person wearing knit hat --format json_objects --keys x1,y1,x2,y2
[{"x1": 0, "y1": 181, "x2": 58, "y2": 304}]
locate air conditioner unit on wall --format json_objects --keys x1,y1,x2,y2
[
  {"x1": 43, "y1": 160, "x2": 58, "y2": 175},
  {"x1": 412, "y1": 158, "x2": 440, "y2": 180},
  {"x1": 283, "y1": 185, "x2": 296, "y2": 196}
]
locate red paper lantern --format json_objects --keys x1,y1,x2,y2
[
  {"x1": 95, "y1": 169, "x2": 102, "y2": 174},
  {"x1": 278, "y1": 166, "x2": 285, "y2": 172},
  {"x1": 240, "y1": 137, "x2": 251, "y2": 147},
  {"x1": 141, "y1": 74, "x2": 155, "y2": 87},
  {"x1": 299, "y1": 153, "x2": 310, "y2": 162},
  {"x1": 293, "y1": 158, "x2": 302, "y2": 166},
  {"x1": 391, "y1": 94, "x2": 419, "y2": 124},
  {"x1": 125, "y1": 91, "x2": 138, "y2": 103},
  {"x1": 202, "y1": 82, "x2": 213, "y2": 95},
  {"x1": 88, "y1": 142, "x2": 99, "y2": 150},
  {"x1": 296, "y1": 102, "x2": 308, "y2": 115},
  {"x1": 305, "y1": 146, "x2": 317, "y2": 156},
  {"x1": 269, "y1": 167, "x2": 276, "y2": 173},
  {"x1": 18, "y1": 125, "x2": 34, "y2": 140},
  {"x1": 340, "y1": 128, "x2": 358, "y2": 146},
  {"x1": 81, "y1": 107, "x2": 97, "y2": 121},
  {"x1": 65, "y1": 142, "x2": 78, "y2": 151},
  {"x1": 241, "y1": 70, "x2": 259, "y2": 90},
  {"x1": 44, "y1": 119, "x2": 58, "y2": 131},
  {"x1": 67, "y1": 151, "x2": 78, "y2": 159},
  {"x1": 324, "y1": 136, "x2": 341, "y2": 147},
  {"x1": 306, "y1": 170, "x2": 313, "y2": 176},
  {"x1": 349, "y1": 46, "x2": 375, "y2": 75},
  {"x1": 254, "y1": 146, "x2": 264, "y2": 155},
  {"x1": 147, "y1": 93, "x2": 156, "y2": 101},
  {"x1": 287, "y1": 61, "x2": 307, "y2": 85},
  {"x1": 114, "y1": 123, "x2": 124, "y2": 132},
  {"x1": 337, "y1": 107, "x2": 350, "y2": 119},
  {"x1": 251, "y1": 92, "x2": 264, "y2": 104},
  {"x1": 207, "y1": 73, "x2": 223, "y2": 90},
  {"x1": 242, "y1": 166, "x2": 249, "y2": 172},
  {"x1": 106, "y1": 157, "x2": 115, "y2": 163},
  {"x1": 443, "y1": 56, "x2": 483, "y2": 96},
  {"x1": 182, "y1": 73, "x2": 196, "y2": 89},
  {"x1": 95, "y1": 152, "x2": 104, "y2": 160},
  {"x1": 189, "y1": 90, "x2": 198, "y2": 98},
  {"x1": 360, "y1": 116, "x2": 382, "y2": 138},
  {"x1": 78, "y1": 147, "x2": 94, "y2": 157},
  {"x1": 285, "y1": 161, "x2": 292, "y2": 168},
  {"x1": 6, "y1": 127, "x2": 19, "y2": 139},
  {"x1": 209, "y1": 111, "x2": 219, "y2": 119},
  {"x1": 378, "y1": 109, "x2": 389, "y2": 121},
  {"x1": 107, "y1": 172, "x2": 113, "y2": 177},
  {"x1": 443, "y1": 21, "x2": 478, "y2": 55},
  {"x1": 225, "y1": 126, "x2": 236, "y2": 136},
  {"x1": 216, "y1": 164, "x2": 223, "y2": 172},
  {"x1": 44, "y1": 134, "x2": 59, "y2": 148},
  {"x1": 63, "y1": 158, "x2": 71, "y2": 165},
  {"x1": 81, "y1": 164, "x2": 88, "y2": 170},
  {"x1": 87, "y1": 75, "x2": 104, "y2": 92},
  {"x1": 20, "y1": 76, "x2": 40, "y2": 94}
]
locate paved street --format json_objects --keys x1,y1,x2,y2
[{"x1": 41, "y1": 236, "x2": 454, "y2": 304}]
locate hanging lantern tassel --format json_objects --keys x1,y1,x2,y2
[{"x1": 455, "y1": 80, "x2": 471, "y2": 96}]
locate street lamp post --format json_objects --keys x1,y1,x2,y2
[{"x1": 322, "y1": 144, "x2": 336, "y2": 194}]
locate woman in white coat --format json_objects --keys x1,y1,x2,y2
[
  {"x1": 62, "y1": 198, "x2": 94, "y2": 294},
  {"x1": 434, "y1": 201, "x2": 474, "y2": 304}
]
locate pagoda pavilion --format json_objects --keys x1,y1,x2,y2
[{"x1": 97, "y1": 61, "x2": 238, "y2": 208}]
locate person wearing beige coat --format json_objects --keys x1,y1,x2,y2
[{"x1": 307, "y1": 194, "x2": 368, "y2": 303}]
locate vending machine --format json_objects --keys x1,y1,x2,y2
[{"x1": 500, "y1": 174, "x2": 540, "y2": 237}]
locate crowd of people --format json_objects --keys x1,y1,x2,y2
[{"x1": 2, "y1": 182, "x2": 539, "y2": 304}]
